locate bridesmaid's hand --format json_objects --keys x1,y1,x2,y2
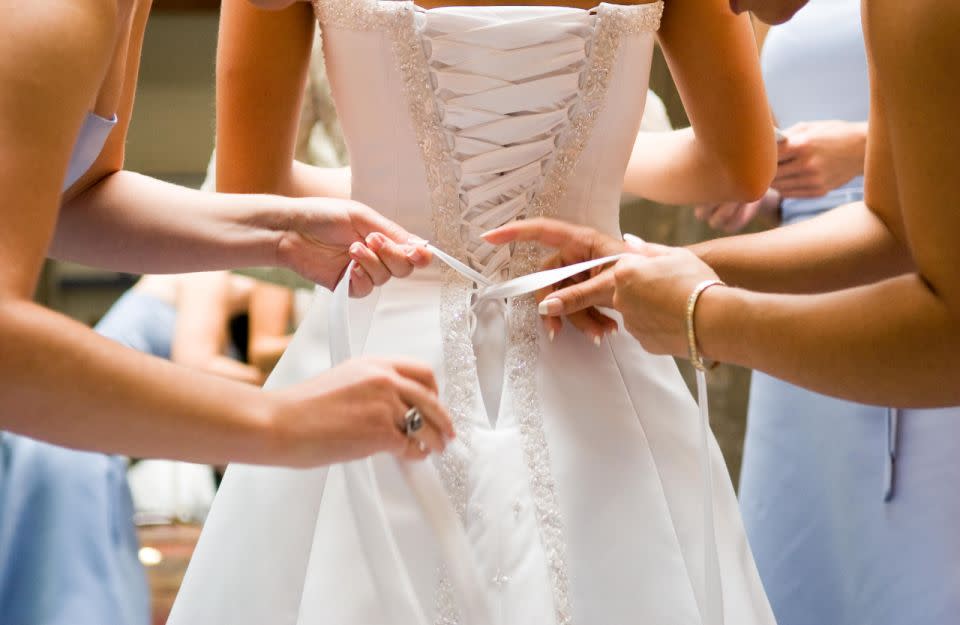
[
  {"x1": 772, "y1": 120, "x2": 867, "y2": 199},
  {"x1": 279, "y1": 198, "x2": 432, "y2": 297},
  {"x1": 611, "y1": 238, "x2": 722, "y2": 358},
  {"x1": 483, "y1": 218, "x2": 625, "y2": 342},
  {"x1": 695, "y1": 188, "x2": 782, "y2": 233},
  {"x1": 268, "y1": 357, "x2": 455, "y2": 467}
]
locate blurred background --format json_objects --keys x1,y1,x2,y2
[{"x1": 40, "y1": 3, "x2": 753, "y2": 622}]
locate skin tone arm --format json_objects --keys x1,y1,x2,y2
[
  {"x1": 171, "y1": 272, "x2": 265, "y2": 386},
  {"x1": 621, "y1": 0, "x2": 777, "y2": 204},
  {"x1": 248, "y1": 281, "x2": 296, "y2": 376},
  {"x1": 696, "y1": 18, "x2": 869, "y2": 232},
  {"x1": 51, "y1": 0, "x2": 426, "y2": 296},
  {"x1": 486, "y1": 0, "x2": 960, "y2": 407},
  {"x1": 0, "y1": 0, "x2": 451, "y2": 465},
  {"x1": 217, "y1": 0, "x2": 429, "y2": 292}
]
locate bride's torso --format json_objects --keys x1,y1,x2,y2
[{"x1": 317, "y1": 0, "x2": 662, "y2": 281}]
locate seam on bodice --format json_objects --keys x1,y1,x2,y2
[{"x1": 310, "y1": 2, "x2": 662, "y2": 624}]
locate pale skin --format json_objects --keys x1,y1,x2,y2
[
  {"x1": 0, "y1": 0, "x2": 452, "y2": 467},
  {"x1": 486, "y1": 0, "x2": 960, "y2": 408},
  {"x1": 694, "y1": 15, "x2": 869, "y2": 233}
]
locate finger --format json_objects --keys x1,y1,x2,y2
[
  {"x1": 623, "y1": 240, "x2": 674, "y2": 258},
  {"x1": 777, "y1": 185, "x2": 827, "y2": 199},
  {"x1": 565, "y1": 307, "x2": 613, "y2": 343},
  {"x1": 723, "y1": 200, "x2": 761, "y2": 233},
  {"x1": 772, "y1": 159, "x2": 811, "y2": 182},
  {"x1": 406, "y1": 416, "x2": 446, "y2": 455},
  {"x1": 351, "y1": 203, "x2": 415, "y2": 247},
  {"x1": 404, "y1": 243, "x2": 433, "y2": 268},
  {"x1": 349, "y1": 241, "x2": 391, "y2": 286},
  {"x1": 388, "y1": 359, "x2": 439, "y2": 395},
  {"x1": 708, "y1": 202, "x2": 740, "y2": 230},
  {"x1": 534, "y1": 254, "x2": 562, "y2": 305},
  {"x1": 399, "y1": 436, "x2": 431, "y2": 461},
  {"x1": 394, "y1": 376, "x2": 454, "y2": 442},
  {"x1": 366, "y1": 233, "x2": 415, "y2": 278},
  {"x1": 589, "y1": 307, "x2": 620, "y2": 334},
  {"x1": 539, "y1": 272, "x2": 614, "y2": 317},
  {"x1": 349, "y1": 262, "x2": 374, "y2": 297},
  {"x1": 693, "y1": 205, "x2": 714, "y2": 221},
  {"x1": 543, "y1": 315, "x2": 562, "y2": 342},
  {"x1": 482, "y1": 217, "x2": 589, "y2": 248}
]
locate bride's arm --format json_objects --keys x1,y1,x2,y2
[{"x1": 622, "y1": 0, "x2": 776, "y2": 204}]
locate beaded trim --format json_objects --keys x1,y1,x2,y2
[{"x1": 311, "y1": 2, "x2": 663, "y2": 624}]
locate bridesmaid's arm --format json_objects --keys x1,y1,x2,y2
[
  {"x1": 622, "y1": 0, "x2": 776, "y2": 204},
  {"x1": 216, "y1": 0, "x2": 352, "y2": 200}
]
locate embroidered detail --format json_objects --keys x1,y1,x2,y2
[{"x1": 310, "y1": 2, "x2": 662, "y2": 625}]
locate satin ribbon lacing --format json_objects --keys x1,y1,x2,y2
[{"x1": 329, "y1": 241, "x2": 724, "y2": 625}]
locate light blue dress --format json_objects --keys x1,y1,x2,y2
[
  {"x1": 0, "y1": 113, "x2": 156, "y2": 625},
  {"x1": 737, "y1": 2, "x2": 960, "y2": 624}
]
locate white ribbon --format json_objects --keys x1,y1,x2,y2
[{"x1": 329, "y1": 241, "x2": 723, "y2": 625}]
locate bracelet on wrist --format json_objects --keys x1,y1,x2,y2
[{"x1": 685, "y1": 279, "x2": 726, "y2": 372}]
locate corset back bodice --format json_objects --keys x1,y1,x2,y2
[{"x1": 316, "y1": 0, "x2": 662, "y2": 278}]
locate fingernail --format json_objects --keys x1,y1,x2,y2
[
  {"x1": 406, "y1": 247, "x2": 422, "y2": 261},
  {"x1": 548, "y1": 328, "x2": 556, "y2": 342},
  {"x1": 623, "y1": 233, "x2": 644, "y2": 247},
  {"x1": 538, "y1": 298, "x2": 563, "y2": 316},
  {"x1": 366, "y1": 232, "x2": 384, "y2": 251},
  {"x1": 349, "y1": 242, "x2": 365, "y2": 257},
  {"x1": 593, "y1": 334, "x2": 602, "y2": 347}
]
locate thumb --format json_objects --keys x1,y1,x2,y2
[{"x1": 623, "y1": 233, "x2": 672, "y2": 258}]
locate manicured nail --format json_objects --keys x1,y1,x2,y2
[
  {"x1": 593, "y1": 334, "x2": 602, "y2": 347},
  {"x1": 365, "y1": 232, "x2": 384, "y2": 251},
  {"x1": 538, "y1": 298, "x2": 563, "y2": 316},
  {"x1": 548, "y1": 328, "x2": 556, "y2": 342},
  {"x1": 623, "y1": 233, "x2": 644, "y2": 247}
]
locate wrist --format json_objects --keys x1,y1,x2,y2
[
  {"x1": 693, "y1": 284, "x2": 751, "y2": 366},
  {"x1": 238, "y1": 194, "x2": 307, "y2": 271}
]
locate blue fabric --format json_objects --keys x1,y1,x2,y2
[
  {"x1": 0, "y1": 292, "x2": 176, "y2": 625},
  {"x1": 740, "y1": 2, "x2": 960, "y2": 624},
  {"x1": 740, "y1": 374, "x2": 960, "y2": 625},
  {"x1": 63, "y1": 112, "x2": 117, "y2": 192},
  {"x1": 761, "y1": 0, "x2": 867, "y2": 225}
]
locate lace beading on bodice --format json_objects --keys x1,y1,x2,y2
[{"x1": 421, "y1": 8, "x2": 595, "y2": 280}]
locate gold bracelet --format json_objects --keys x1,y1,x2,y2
[{"x1": 685, "y1": 279, "x2": 725, "y2": 372}]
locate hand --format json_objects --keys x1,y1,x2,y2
[
  {"x1": 610, "y1": 240, "x2": 721, "y2": 358},
  {"x1": 483, "y1": 218, "x2": 626, "y2": 342},
  {"x1": 267, "y1": 357, "x2": 455, "y2": 467},
  {"x1": 772, "y1": 120, "x2": 867, "y2": 198},
  {"x1": 694, "y1": 188, "x2": 782, "y2": 233},
  {"x1": 278, "y1": 198, "x2": 433, "y2": 297}
]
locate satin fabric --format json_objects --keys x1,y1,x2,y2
[{"x1": 169, "y1": 4, "x2": 774, "y2": 624}]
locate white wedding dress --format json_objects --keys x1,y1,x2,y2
[{"x1": 168, "y1": 1, "x2": 775, "y2": 624}]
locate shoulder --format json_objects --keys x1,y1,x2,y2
[{"x1": 0, "y1": 0, "x2": 117, "y2": 81}]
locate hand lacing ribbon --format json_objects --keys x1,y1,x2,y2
[{"x1": 329, "y1": 240, "x2": 724, "y2": 625}]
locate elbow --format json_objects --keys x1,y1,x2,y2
[{"x1": 719, "y1": 154, "x2": 776, "y2": 203}]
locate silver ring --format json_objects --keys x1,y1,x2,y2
[{"x1": 403, "y1": 407, "x2": 424, "y2": 437}]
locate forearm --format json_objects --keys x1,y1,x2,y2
[
  {"x1": 0, "y1": 298, "x2": 275, "y2": 464},
  {"x1": 691, "y1": 202, "x2": 913, "y2": 293},
  {"x1": 622, "y1": 128, "x2": 768, "y2": 204},
  {"x1": 284, "y1": 160, "x2": 351, "y2": 199},
  {"x1": 700, "y1": 273, "x2": 960, "y2": 407},
  {"x1": 52, "y1": 170, "x2": 300, "y2": 273}
]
